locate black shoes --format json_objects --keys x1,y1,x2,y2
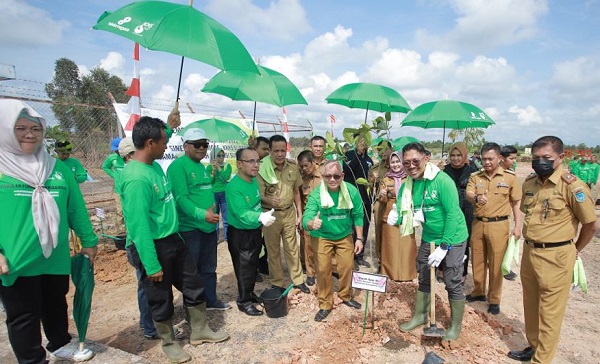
[
  {"x1": 295, "y1": 283, "x2": 311, "y2": 294},
  {"x1": 356, "y1": 258, "x2": 371, "y2": 268},
  {"x1": 507, "y1": 346, "x2": 535, "y2": 361},
  {"x1": 314, "y1": 309, "x2": 331, "y2": 322},
  {"x1": 306, "y1": 276, "x2": 316, "y2": 286},
  {"x1": 466, "y1": 294, "x2": 487, "y2": 302},
  {"x1": 488, "y1": 304, "x2": 500, "y2": 315},
  {"x1": 504, "y1": 271, "x2": 518, "y2": 281},
  {"x1": 238, "y1": 304, "x2": 263, "y2": 316},
  {"x1": 342, "y1": 299, "x2": 361, "y2": 309}
]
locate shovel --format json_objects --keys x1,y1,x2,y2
[{"x1": 423, "y1": 242, "x2": 446, "y2": 337}]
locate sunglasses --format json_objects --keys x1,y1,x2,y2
[
  {"x1": 217, "y1": 154, "x2": 225, "y2": 157},
  {"x1": 402, "y1": 159, "x2": 423, "y2": 167},
  {"x1": 187, "y1": 141, "x2": 209, "y2": 149},
  {"x1": 323, "y1": 174, "x2": 343, "y2": 181}
]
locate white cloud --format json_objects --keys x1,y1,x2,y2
[
  {"x1": 508, "y1": 105, "x2": 543, "y2": 125},
  {"x1": 152, "y1": 85, "x2": 176, "y2": 101},
  {"x1": 415, "y1": 0, "x2": 548, "y2": 52},
  {"x1": 99, "y1": 52, "x2": 126, "y2": 79},
  {"x1": 205, "y1": 0, "x2": 311, "y2": 42},
  {"x1": 549, "y1": 57, "x2": 600, "y2": 103},
  {"x1": 0, "y1": 0, "x2": 69, "y2": 47}
]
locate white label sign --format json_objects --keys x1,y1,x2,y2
[{"x1": 351, "y1": 271, "x2": 388, "y2": 293}]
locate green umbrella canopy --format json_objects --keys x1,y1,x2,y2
[
  {"x1": 93, "y1": 1, "x2": 258, "y2": 74},
  {"x1": 71, "y1": 254, "x2": 95, "y2": 345},
  {"x1": 392, "y1": 136, "x2": 421, "y2": 151},
  {"x1": 326, "y1": 82, "x2": 412, "y2": 119},
  {"x1": 400, "y1": 99, "x2": 495, "y2": 129},
  {"x1": 177, "y1": 118, "x2": 249, "y2": 142},
  {"x1": 202, "y1": 65, "x2": 307, "y2": 107}
]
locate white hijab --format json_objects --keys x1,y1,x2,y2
[{"x1": 0, "y1": 100, "x2": 59, "y2": 258}]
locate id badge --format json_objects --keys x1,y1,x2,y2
[{"x1": 413, "y1": 209, "x2": 425, "y2": 227}]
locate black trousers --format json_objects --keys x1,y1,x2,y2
[
  {"x1": 128, "y1": 234, "x2": 204, "y2": 322},
  {"x1": 227, "y1": 226, "x2": 262, "y2": 305},
  {"x1": 0, "y1": 275, "x2": 71, "y2": 364},
  {"x1": 417, "y1": 241, "x2": 467, "y2": 301},
  {"x1": 353, "y1": 202, "x2": 372, "y2": 260}
]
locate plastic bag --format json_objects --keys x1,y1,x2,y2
[
  {"x1": 501, "y1": 236, "x2": 520, "y2": 276},
  {"x1": 572, "y1": 257, "x2": 588, "y2": 294}
]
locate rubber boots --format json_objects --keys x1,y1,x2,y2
[
  {"x1": 154, "y1": 320, "x2": 191, "y2": 363},
  {"x1": 186, "y1": 303, "x2": 230, "y2": 345},
  {"x1": 399, "y1": 291, "x2": 431, "y2": 332},
  {"x1": 443, "y1": 299, "x2": 465, "y2": 340}
]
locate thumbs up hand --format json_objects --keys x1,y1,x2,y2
[
  {"x1": 311, "y1": 211, "x2": 323, "y2": 230},
  {"x1": 387, "y1": 203, "x2": 399, "y2": 225},
  {"x1": 205, "y1": 204, "x2": 220, "y2": 224},
  {"x1": 259, "y1": 208, "x2": 276, "y2": 227}
]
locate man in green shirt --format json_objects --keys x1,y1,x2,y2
[
  {"x1": 388, "y1": 142, "x2": 469, "y2": 341},
  {"x1": 226, "y1": 148, "x2": 277, "y2": 316},
  {"x1": 102, "y1": 137, "x2": 124, "y2": 179},
  {"x1": 302, "y1": 160, "x2": 364, "y2": 322},
  {"x1": 121, "y1": 117, "x2": 228, "y2": 363},
  {"x1": 54, "y1": 140, "x2": 87, "y2": 184},
  {"x1": 167, "y1": 129, "x2": 230, "y2": 311}
]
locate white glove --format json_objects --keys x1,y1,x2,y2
[
  {"x1": 428, "y1": 246, "x2": 448, "y2": 267},
  {"x1": 386, "y1": 204, "x2": 399, "y2": 225},
  {"x1": 259, "y1": 209, "x2": 276, "y2": 227}
]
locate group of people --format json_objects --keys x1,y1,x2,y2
[{"x1": 0, "y1": 99, "x2": 596, "y2": 364}]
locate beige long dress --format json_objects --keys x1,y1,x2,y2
[{"x1": 379, "y1": 177, "x2": 417, "y2": 281}]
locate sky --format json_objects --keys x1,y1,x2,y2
[{"x1": 1, "y1": 0, "x2": 600, "y2": 146}]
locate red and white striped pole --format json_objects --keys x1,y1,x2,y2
[
  {"x1": 329, "y1": 114, "x2": 335, "y2": 137},
  {"x1": 125, "y1": 43, "x2": 141, "y2": 133},
  {"x1": 282, "y1": 107, "x2": 291, "y2": 158}
]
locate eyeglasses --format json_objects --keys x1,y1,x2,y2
[
  {"x1": 186, "y1": 141, "x2": 209, "y2": 149},
  {"x1": 240, "y1": 159, "x2": 261, "y2": 165},
  {"x1": 217, "y1": 154, "x2": 225, "y2": 157},
  {"x1": 402, "y1": 159, "x2": 423, "y2": 167},
  {"x1": 323, "y1": 174, "x2": 343, "y2": 181},
  {"x1": 14, "y1": 126, "x2": 43, "y2": 135}
]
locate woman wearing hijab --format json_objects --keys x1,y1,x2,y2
[
  {"x1": 378, "y1": 152, "x2": 416, "y2": 281},
  {"x1": 207, "y1": 148, "x2": 232, "y2": 243},
  {"x1": 0, "y1": 100, "x2": 98, "y2": 363},
  {"x1": 443, "y1": 142, "x2": 479, "y2": 278}
]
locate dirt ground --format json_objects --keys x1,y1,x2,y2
[{"x1": 4, "y1": 163, "x2": 600, "y2": 363}]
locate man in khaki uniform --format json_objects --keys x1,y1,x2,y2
[
  {"x1": 369, "y1": 140, "x2": 393, "y2": 262},
  {"x1": 508, "y1": 136, "x2": 597, "y2": 364},
  {"x1": 310, "y1": 136, "x2": 326, "y2": 177},
  {"x1": 298, "y1": 150, "x2": 323, "y2": 286},
  {"x1": 466, "y1": 142, "x2": 522, "y2": 315},
  {"x1": 257, "y1": 135, "x2": 309, "y2": 293}
]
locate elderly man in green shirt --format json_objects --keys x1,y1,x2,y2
[
  {"x1": 167, "y1": 129, "x2": 230, "y2": 311},
  {"x1": 388, "y1": 142, "x2": 469, "y2": 341},
  {"x1": 303, "y1": 160, "x2": 364, "y2": 322},
  {"x1": 121, "y1": 117, "x2": 228, "y2": 363}
]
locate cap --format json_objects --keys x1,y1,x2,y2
[
  {"x1": 118, "y1": 137, "x2": 135, "y2": 157},
  {"x1": 182, "y1": 129, "x2": 208, "y2": 143},
  {"x1": 110, "y1": 137, "x2": 122, "y2": 151},
  {"x1": 55, "y1": 140, "x2": 73, "y2": 153}
]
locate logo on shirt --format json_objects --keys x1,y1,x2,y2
[
  {"x1": 191, "y1": 172, "x2": 196, "y2": 180},
  {"x1": 154, "y1": 183, "x2": 159, "y2": 193}
]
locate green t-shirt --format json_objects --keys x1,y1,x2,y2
[
  {"x1": 60, "y1": 157, "x2": 87, "y2": 184},
  {"x1": 225, "y1": 175, "x2": 262, "y2": 230},
  {"x1": 167, "y1": 155, "x2": 217, "y2": 233},
  {"x1": 206, "y1": 163, "x2": 232, "y2": 193},
  {"x1": 120, "y1": 160, "x2": 179, "y2": 275},
  {"x1": 102, "y1": 152, "x2": 124, "y2": 179},
  {"x1": 0, "y1": 162, "x2": 98, "y2": 287},
  {"x1": 302, "y1": 182, "x2": 364, "y2": 240},
  {"x1": 397, "y1": 171, "x2": 468, "y2": 246}
]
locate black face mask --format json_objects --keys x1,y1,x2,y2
[{"x1": 532, "y1": 159, "x2": 555, "y2": 177}]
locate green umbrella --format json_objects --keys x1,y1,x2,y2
[
  {"x1": 71, "y1": 254, "x2": 95, "y2": 357},
  {"x1": 392, "y1": 136, "x2": 421, "y2": 151},
  {"x1": 202, "y1": 65, "x2": 307, "y2": 132},
  {"x1": 400, "y1": 99, "x2": 495, "y2": 154},
  {"x1": 325, "y1": 82, "x2": 412, "y2": 123},
  {"x1": 93, "y1": 0, "x2": 258, "y2": 101},
  {"x1": 177, "y1": 118, "x2": 249, "y2": 142}
]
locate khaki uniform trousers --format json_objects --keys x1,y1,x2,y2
[
  {"x1": 470, "y1": 219, "x2": 509, "y2": 304},
  {"x1": 263, "y1": 207, "x2": 304, "y2": 287},
  {"x1": 521, "y1": 242, "x2": 576, "y2": 364},
  {"x1": 315, "y1": 235, "x2": 354, "y2": 310},
  {"x1": 299, "y1": 230, "x2": 316, "y2": 277}
]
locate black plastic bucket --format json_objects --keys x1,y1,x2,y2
[
  {"x1": 113, "y1": 235, "x2": 127, "y2": 250},
  {"x1": 260, "y1": 287, "x2": 288, "y2": 318}
]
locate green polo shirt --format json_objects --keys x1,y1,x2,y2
[
  {"x1": 60, "y1": 157, "x2": 87, "y2": 184},
  {"x1": 225, "y1": 175, "x2": 262, "y2": 230},
  {"x1": 207, "y1": 163, "x2": 232, "y2": 193}
]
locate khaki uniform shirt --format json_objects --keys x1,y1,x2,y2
[
  {"x1": 300, "y1": 174, "x2": 323, "y2": 209},
  {"x1": 467, "y1": 167, "x2": 522, "y2": 217},
  {"x1": 257, "y1": 159, "x2": 302, "y2": 210},
  {"x1": 521, "y1": 165, "x2": 596, "y2": 242},
  {"x1": 313, "y1": 159, "x2": 326, "y2": 178}
]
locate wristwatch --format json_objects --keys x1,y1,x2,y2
[
  {"x1": 440, "y1": 242, "x2": 451, "y2": 250},
  {"x1": 356, "y1": 237, "x2": 364, "y2": 242}
]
